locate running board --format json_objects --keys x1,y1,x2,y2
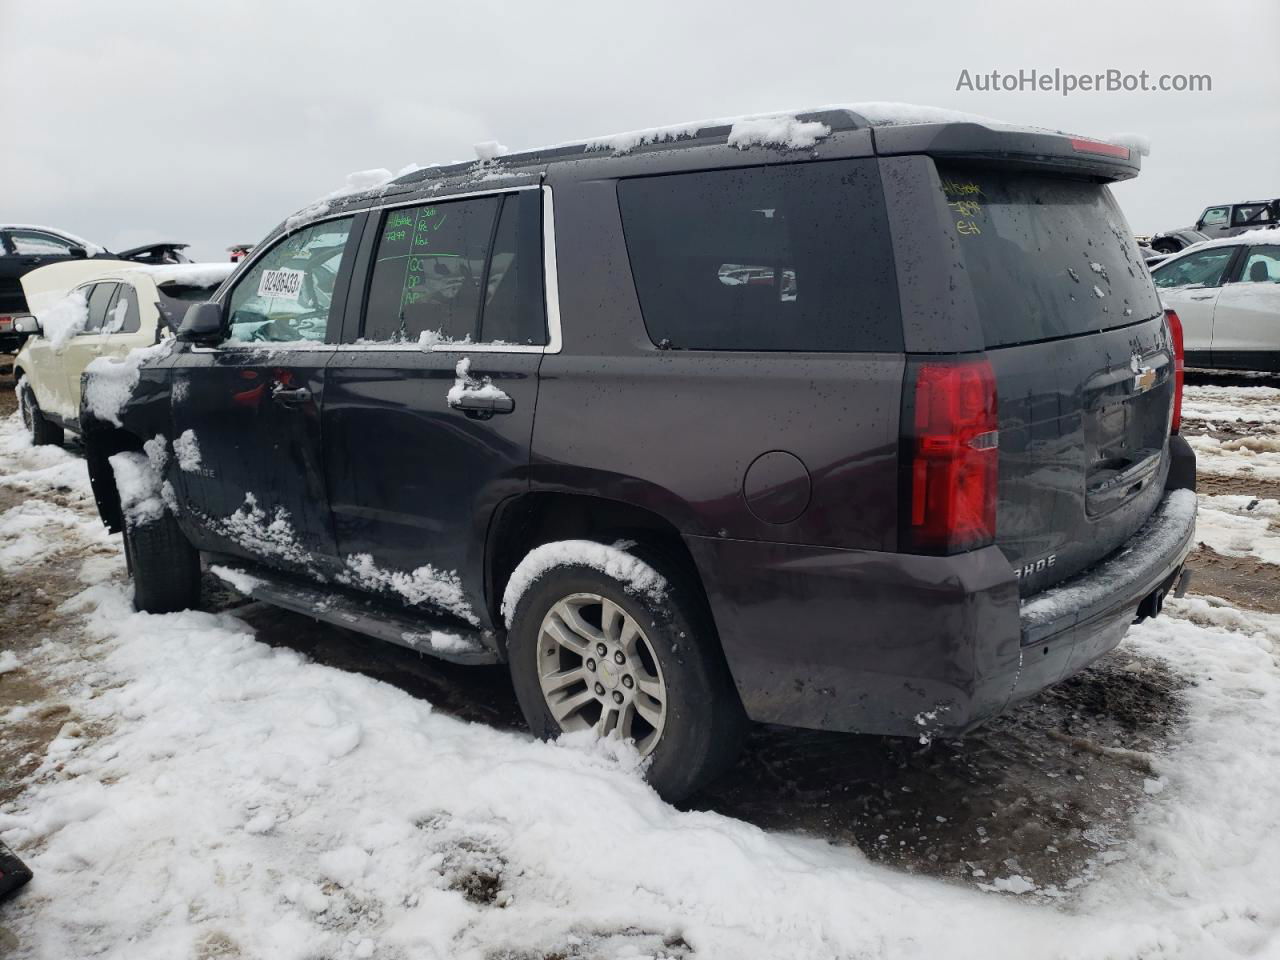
[{"x1": 207, "y1": 560, "x2": 499, "y2": 665}]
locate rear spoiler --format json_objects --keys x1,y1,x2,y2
[
  {"x1": 869, "y1": 122, "x2": 1143, "y2": 182},
  {"x1": 116, "y1": 242, "x2": 191, "y2": 264}
]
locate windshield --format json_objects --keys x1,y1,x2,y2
[{"x1": 935, "y1": 164, "x2": 1161, "y2": 348}]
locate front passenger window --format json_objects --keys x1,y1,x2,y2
[
  {"x1": 1152, "y1": 248, "x2": 1237, "y2": 289},
  {"x1": 225, "y1": 218, "x2": 354, "y2": 344}
]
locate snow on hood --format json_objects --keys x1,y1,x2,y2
[{"x1": 129, "y1": 262, "x2": 236, "y2": 289}]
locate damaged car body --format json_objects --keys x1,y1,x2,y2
[{"x1": 80, "y1": 107, "x2": 1197, "y2": 800}]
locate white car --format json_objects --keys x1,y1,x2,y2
[
  {"x1": 1152, "y1": 228, "x2": 1280, "y2": 372},
  {"x1": 13, "y1": 260, "x2": 233, "y2": 445}
]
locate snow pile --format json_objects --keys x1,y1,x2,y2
[
  {"x1": 401, "y1": 629, "x2": 477, "y2": 655},
  {"x1": 0, "y1": 650, "x2": 19, "y2": 674},
  {"x1": 727, "y1": 115, "x2": 830, "y2": 151},
  {"x1": 173, "y1": 429, "x2": 202, "y2": 472},
  {"x1": 1175, "y1": 227, "x2": 1280, "y2": 257},
  {"x1": 446, "y1": 357, "x2": 509, "y2": 407},
  {"x1": 340, "y1": 553, "x2": 477, "y2": 626},
  {"x1": 1021, "y1": 489, "x2": 1196, "y2": 629},
  {"x1": 35, "y1": 290, "x2": 89, "y2": 352},
  {"x1": 1194, "y1": 495, "x2": 1280, "y2": 565},
  {"x1": 501, "y1": 540, "x2": 667, "y2": 627},
  {"x1": 82, "y1": 341, "x2": 173, "y2": 427},
  {"x1": 285, "y1": 168, "x2": 396, "y2": 231},
  {"x1": 210, "y1": 493, "x2": 311, "y2": 567},
  {"x1": 473, "y1": 141, "x2": 509, "y2": 162},
  {"x1": 1187, "y1": 433, "x2": 1280, "y2": 482},
  {"x1": 107, "y1": 451, "x2": 165, "y2": 527},
  {"x1": 210, "y1": 564, "x2": 264, "y2": 595},
  {"x1": 1184, "y1": 384, "x2": 1280, "y2": 427},
  {"x1": 1104, "y1": 132, "x2": 1152, "y2": 157},
  {"x1": 132, "y1": 262, "x2": 237, "y2": 289}
]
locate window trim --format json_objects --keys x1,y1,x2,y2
[{"x1": 212, "y1": 184, "x2": 563, "y2": 356}]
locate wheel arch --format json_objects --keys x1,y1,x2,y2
[{"x1": 484, "y1": 491, "x2": 717, "y2": 650}]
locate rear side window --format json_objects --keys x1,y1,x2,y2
[
  {"x1": 1241, "y1": 245, "x2": 1280, "y2": 283},
  {"x1": 934, "y1": 165, "x2": 1162, "y2": 347},
  {"x1": 617, "y1": 160, "x2": 902, "y2": 352},
  {"x1": 84, "y1": 282, "x2": 119, "y2": 333},
  {"x1": 105, "y1": 284, "x2": 140, "y2": 334},
  {"x1": 361, "y1": 192, "x2": 546, "y2": 346}
]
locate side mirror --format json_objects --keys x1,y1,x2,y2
[
  {"x1": 68, "y1": 246, "x2": 88, "y2": 259},
  {"x1": 176, "y1": 302, "x2": 225, "y2": 344},
  {"x1": 13, "y1": 315, "x2": 40, "y2": 334}
]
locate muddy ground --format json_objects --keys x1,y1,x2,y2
[{"x1": 0, "y1": 363, "x2": 1275, "y2": 903}]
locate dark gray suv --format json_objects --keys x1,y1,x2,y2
[{"x1": 82, "y1": 108, "x2": 1197, "y2": 800}]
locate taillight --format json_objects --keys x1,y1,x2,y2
[
  {"x1": 901, "y1": 356, "x2": 999, "y2": 554},
  {"x1": 1165, "y1": 307, "x2": 1185, "y2": 433}
]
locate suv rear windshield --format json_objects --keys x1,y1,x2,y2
[
  {"x1": 935, "y1": 164, "x2": 1161, "y2": 348},
  {"x1": 617, "y1": 159, "x2": 901, "y2": 352}
]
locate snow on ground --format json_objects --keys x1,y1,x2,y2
[{"x1": 3, "y1": 379, "x2": 1280, "y2": 958}]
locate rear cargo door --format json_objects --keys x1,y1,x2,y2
[{"x1": 922, "y1": 162, "x2": 1173, "y2": 594}]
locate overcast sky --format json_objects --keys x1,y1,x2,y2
[{"x1": 2, "y1": 0, "x2": 1276, "y2": 262}]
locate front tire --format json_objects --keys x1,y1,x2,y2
[
  {"x1": 123, "y1": 512, "x2": 201, "y2": 613},
  {"x1": 18, "y1": 380, "x2": 63, "y2": 447},
  {"x1": 506, "y1": 549, "x2": 746, "y2": 802}
]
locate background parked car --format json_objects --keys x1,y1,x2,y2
[
  {"x1": 13, "y1": 259, "x2": 233, "y2": 445},
  {"x1": 1153, "y1": 200, "x2": 1279, "y2": 253},
  {"x1": 1153, "y1": 228, "x2": 1280, "y2": 371},
  {"x1": 1148, "y1": 227, "x2": 1212, "y2": 255},
  {"x1": 1, "y1": 225, "x2": 194, "y2": 348}
]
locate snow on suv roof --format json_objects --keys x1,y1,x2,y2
[{"x1": 281, "y1": 102, "x2": 1142, "y2": 235}]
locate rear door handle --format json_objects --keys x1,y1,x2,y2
[
  {"x1": 272, "y1": 385, "x2": 312, "y2": 405},
  {"x1": 1188, "y1": 294, "x2": 1216, "y2": 300},
  {"x1": 449, "y1": 394, "x2": 515, "y2": 415}
]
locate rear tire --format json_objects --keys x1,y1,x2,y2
[
  {"x1": 18, "y1": 381, "x2": 63, "y2": 447},
  {"x1": 123, "y1": 512, "x2": 201, "y2": 613},
  {"x1": 506, "y1": 546, "x2": 747, "y2": 802}
]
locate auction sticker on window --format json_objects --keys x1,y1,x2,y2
[{"x1": 257, "y1": 268, "x2": 304, "y2": 300}]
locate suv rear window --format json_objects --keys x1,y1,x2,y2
[
  {"x1": 617, "y1": 159, "x2": 901, "y2": 352},
  {"x1": 935, "y1": 164, "x2": 1161, "y2": 347}
]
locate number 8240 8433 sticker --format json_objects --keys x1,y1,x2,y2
[{"x1": 257, "y1": 268, "x2": 305, "y2": 301}]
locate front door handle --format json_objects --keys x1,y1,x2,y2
[
  {"x1": 1188, "y1": 294, "x2": 1216, "y2": 300},
  {"x1": 449, "y1": 394, "x2": 515, "y2": 416},
  {"x1": 272, "y1": 385, "x2": 312, "y2": 405}
]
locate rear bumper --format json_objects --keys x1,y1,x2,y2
[{"x1": 689, "y1": 440, "x2": 1197, "y2": 738}]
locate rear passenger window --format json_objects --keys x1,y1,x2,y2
[
  {"x1": 84, "y1": 283, "x2": 119, "y2": 333},
  {"x1": 362, "y1": 192, "x2": 545, "y2": 346},
  {"x1": 617, "y1": 160, "x2": 901, "y2": 352},
  {"x1": 105, "y1": 284, "x2": 141, "y2": 334}
]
